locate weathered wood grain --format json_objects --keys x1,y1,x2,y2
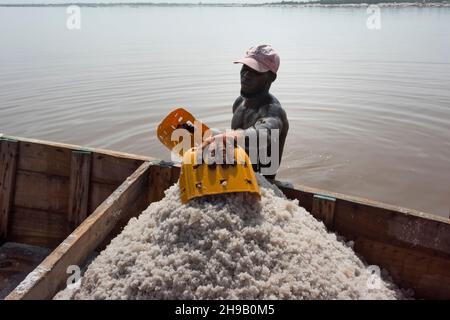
[
  {"x1": 5, "y1": 162, "x2": 151, "y2": 300},
  {"x1": 67, "y1": 151, "x2": 92, "y2": 229},
  {"x1": 0, "y1": 138, "x2": 19, "y2": 239}
]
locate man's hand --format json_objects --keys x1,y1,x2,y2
[{"x1": 201, "y1": 131, "x2": 242, "y2": 164}]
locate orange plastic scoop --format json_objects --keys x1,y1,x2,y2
[
  {"x1": 157, "y1": 108, "x2": 210, "y2": 157},
  {"x1": 157, "y1": 108, "x2": 261, "y2": 203}
]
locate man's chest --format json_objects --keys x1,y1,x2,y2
[{"x1": 231, "y1": 104, "x2": 269, "y2": 130}]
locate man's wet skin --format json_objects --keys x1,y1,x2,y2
[{"x1": 203, "y1": 64, "x2": 289, "y2": 179}]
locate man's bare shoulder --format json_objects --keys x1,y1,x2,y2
[
  {"x1": 232, "y1": 94, "x2": 286, "y2": 120},
  {"x1": 232, "y1": 96, "x2": 244, "y2": 113},
  {"x1": 266, "y1": 95, "x2": 287, "y2": 119}
]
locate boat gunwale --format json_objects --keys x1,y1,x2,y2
[{"x1": 3, "y1": 133, "x2": 447, "y2": 225}]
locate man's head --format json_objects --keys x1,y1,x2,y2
[{"x1": 234, "y1": 44, "x2": 280, "y2": 95}]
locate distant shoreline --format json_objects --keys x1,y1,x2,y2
[{"x1": 1, "y1": 2, "x2": 450, "y2": 8}]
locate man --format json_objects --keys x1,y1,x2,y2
[{"x1": 202, "y1": 44, "x2": 289, "y2": 180}]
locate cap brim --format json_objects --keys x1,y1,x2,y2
[{"x1": 233, "y1": 57, "x2": 271, "y2": 73}]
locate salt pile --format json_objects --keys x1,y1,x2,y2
[{"x1": 62, "y1": 175, "x2": 405, "y2": 300}]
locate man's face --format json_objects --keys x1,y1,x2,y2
[{"x1": 240, "y1": 64, "x2": 271, "y2": 95}]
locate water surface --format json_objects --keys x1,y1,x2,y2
[{"x1": 1, "y1": 6, "x2": 449, "y2": 217}]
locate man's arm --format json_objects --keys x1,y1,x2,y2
[
  {"x1": 202, "y1": 103, "x2": 288, "y2": 175},
  {"x1": 238, "y1": 105, "x2": 288, "y2": 177},
  {"x1": 241, "y1": 104, "x2": 287, "y2": 141},
  {"x1": 228, "y1": 103, "x2": 288, "y2": 150},
  {"x1": 247, "y1": 115, "x2": 283, "y2": 133}
]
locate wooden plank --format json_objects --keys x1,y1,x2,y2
[
  {"x1": 279, "y1": 184, "x2": 450, "y2": 257},
  {"x1": 67, "y1": 151, "x2": 92, "y2": 229},
  {"x1": 148, "y1": 163, "x2": 174, "y2": 204},
  {"x1": 278, "y1": 185, "x2": 314, "y2": 213},
  {"x1": 353, "y1": 237, "x2": 450, "y2": 299},
  {"x1": 13, "y1": 170, "x2": 69, "y2": 214},
  {"x1": 311, "y1": 194, "x2": 336, "y2": 230},
  {"x1": 6, "y1": 135, "x2": 155, "y2": 162},
  {"x1": 98, "y1": 162, "x2": 178, "y2": 251},
  {"x1": 8, "y1": 135, "x2": 153, "y2": 182},
  {"x1": 278, "y1": 182, "x2": 450, "y2": 224},
  {"x1": 333, "y1": 200, "x2": 450, "y2": 258},
  {"x1": 91, "y1": 152, "x2": 143, "y2": 185},
  {"x1": 0, "y1": 138, "x2": 19, "y2": 239},
  {"x1": 7, "y1": 207, "x2": 69, "y2": 248},
  {"x1": 148, "y1": 165, "x2": 162, "y2": 204},
  {"x1": 159, "y1": 165, "x2": 173, "y2": 197},
  {"x1": 17, "y1": 140, "x2": 71, "y2": 177},
  {"x1": 169, "y1": 165, "x2": 181, "y2": 185},
  {"x1": 18, "y1": 139, "x2": 142, "y2": 185},
  {"x1": 5, "y1": 161, "x2": 151, "y2": 300},
  {"x1": 96, "y1": 181, "x2": 151, "y2": 252},
  {"x1": 88, "y1": 182, "x2": 119, "y2": 214},
  {"x1": 98, "y1": 162, "x2": 177, "y2": 251}
]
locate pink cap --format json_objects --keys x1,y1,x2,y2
[{"x1": 234, "y1": 44, "x2": 280, "y2": 75}]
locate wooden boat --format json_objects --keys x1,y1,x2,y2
[{"x1": 0, "y1": 134, "x2": 449, "y2": 300}]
